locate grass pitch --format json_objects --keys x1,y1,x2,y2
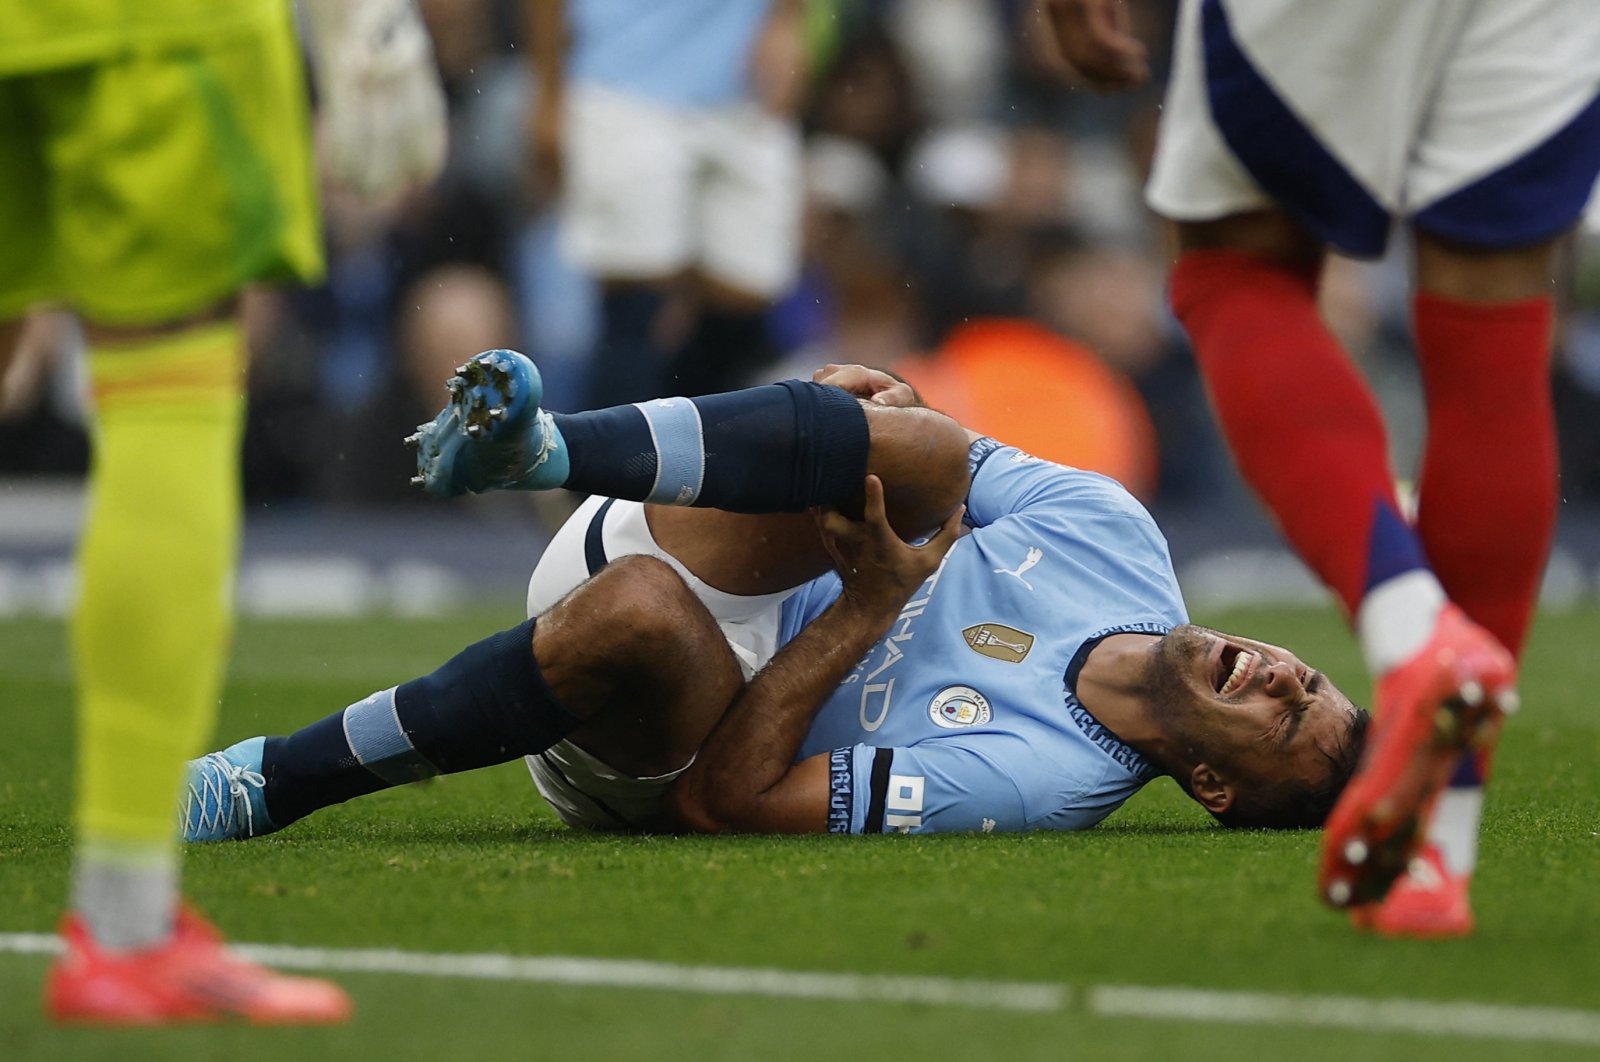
[{"x1": 2, "y1": 607, "x2": 1597, "y2": 1061}]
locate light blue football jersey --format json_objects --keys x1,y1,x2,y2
[
  {"x1": 568, "y1": 0, "x2": 773, "y2": 107},
  {"x1": 780, "y1": 438, "x2": 1189, "y2": 834}
]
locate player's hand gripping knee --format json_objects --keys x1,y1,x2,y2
[
  {"x1": 815, "y1": 475, "x2": 964, "y2": 614},
  {"x1": 813, "y1": 364, "x2": 922, "y2": 408}
]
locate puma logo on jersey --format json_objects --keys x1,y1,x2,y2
[{"x1": 993, "y1": 547, "x2": 1043, "y2": 590}]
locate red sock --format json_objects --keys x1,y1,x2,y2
[
  {"x1": 1171, "y1": 249, "x2": 1409, "y2": 618},
  {"x1": 1412, "y1": 292, "x2": 1557, "y2": 660}
]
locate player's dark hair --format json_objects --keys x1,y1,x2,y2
[{"x1": 1212, "y1": 707, "x2": 1372, "y2": 831}]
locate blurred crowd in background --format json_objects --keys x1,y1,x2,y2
[{"x1": 7, "y1": 0, "x2": 1600, "y2": 525}]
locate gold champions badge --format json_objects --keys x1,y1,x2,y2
[{"x1": 961, "y1": 623, "x2": 1035, "y2": 663}]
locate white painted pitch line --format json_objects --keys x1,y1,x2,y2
[
  {"x1": 2, "y1": 934, "x2": 57, "y2": 956},
  {"x1": 1094, "y1": 985, "x2": 1600, "y2": 1049},
  {"x1": 239, "y1": 945, "x2": 1068, "y2": 1012},
  {"x1": 1089, "y1": 985, "x2": 1600, "y2": 1048},
  {"x1": 4, "y1": 933, "x2": 1599, "y2": 1046},
  {"x1": 0, "y1": 934, "x2": 1062, "y2": 1013}
]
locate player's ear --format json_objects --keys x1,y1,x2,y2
[{"x1": 1189, "y1": 763, "x2": 1234, "y2": 814}]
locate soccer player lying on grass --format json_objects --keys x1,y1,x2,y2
[{"x1": 183, "y1": 353, "x2": 1367, "y2": 847}]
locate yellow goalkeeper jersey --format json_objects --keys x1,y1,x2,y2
[{"x1": 0, "y1": 0, "x2": 287, "y2": 74}]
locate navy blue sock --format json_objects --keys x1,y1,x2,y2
[
  {"x1": 586, "y1": 287, "x2": 670, "y2": 408},
  {"x1": 669, "y1": 308, "x2": 773, "y2": 397},
  {"x1": 261, "y1": 619, "x2": 581, "y2": 826},
  {"x1": 551, "y1": 380, "x2": 870, "y2": 513}
]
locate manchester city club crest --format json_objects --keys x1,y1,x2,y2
[{"x1": 928, "y1": 685, "x2": 993, "y2": 729}]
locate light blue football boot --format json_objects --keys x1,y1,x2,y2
[
  {"x1": 179, "y1": 737, "x2": 278, "y2": 842},
  {"x1": 408, "y1": 348, "x2": 571, "y2": 497}
]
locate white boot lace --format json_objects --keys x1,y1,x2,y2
[{"x1": 180, "y1": 752, "x2": 266, "y2": 838}]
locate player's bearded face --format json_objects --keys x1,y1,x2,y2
[{"x1": 1151, "y1": 624, "x2": 1361, "y2": 789}]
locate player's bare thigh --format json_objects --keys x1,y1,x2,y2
[
  {"x1": 1171, "y1": 208, "x2": 1566, "y2": 304},
  {"x1": 1172, "y1": 209, "x2": 1324, "y2": 272},
  {"x1": 534, "y1": 554, "x2": 745, "y2": 778},
  {"x1": 1412, "y1": 231, "x2": 1562, "y2": 303}
]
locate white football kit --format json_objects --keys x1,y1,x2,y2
[
  {"x1": 1147, "y1": 0, "x2": 1600, "y2": 256},
  {"x1": 558, "y1": 0, "x2": 801, "y2": 298}
]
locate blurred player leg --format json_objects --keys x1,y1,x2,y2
[
  {"x1": 69, "y1": 315, "x2": 245, "y2": 954},
  {"x1": 1352, "y1": 236, "x2": 1563, "y2": 937},
  {"x1": 589, "y1": 283, "x2": 674, "y2": 407},
  {"x1": 1154, "y1": 5, "x2": 1453, "y2": 664},
  {"x1": 671, "y1": 296, "x2": 774, "y2": 399},
  {"x1": 1169, "y1": 215, "x2": 1439, "y2": 632},
  {"x1": 1412, "y1": 236, "x2": 1561, "y2": 662},
  {"x1": 561, "y1": 86, "x2": 694, "y2": 408},
  {"x1": 667, "y1": 98, "x2": 802, "y2": 397},
  {"x1": 1150, "y1": 0, "x2": 1540, "y2": 918},
  {"x1": 51, "y1": 314, "x2": 349, "y2": 1024},
  {"x1": 1349, "y1": 0, "x2": 1600, "y2": 932},
  {"x1": 17, "y1": 8, "x2": 353, "y2": 1021},
  {"x1": 1168, "y1": 213, "x2": 1513, "y2": 912}
]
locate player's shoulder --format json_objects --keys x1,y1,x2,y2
[{"x1": 970, "y1": 437, "x2": 1153, "y2": 517}]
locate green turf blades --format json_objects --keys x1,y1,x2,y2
[{"x1": 2, "y1": 610, "x2": 1598, "y2": 1060}]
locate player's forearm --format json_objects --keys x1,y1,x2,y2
[{"x1": 670, "y1": 596, "x2": 897, "y2": 833}]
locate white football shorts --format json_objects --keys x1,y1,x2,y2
[
  {"x1": 1147, "y1": 0, "x2": 1600, "y2": 256},
  {"x1": 559, "y1": 83, "x2": 802, "y2": 298},
  {"x1": 523, "y1": 495, "x2": 799, "y2": 830},
  {"x1": 526, "y1": 738, "x2": 690, "y2": 832}
]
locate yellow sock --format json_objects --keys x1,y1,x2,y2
[{"x1": 72, "y1": 321, "x2": 246, "y2": 859}]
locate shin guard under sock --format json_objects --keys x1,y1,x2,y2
[
  {"x1": 261, "y1": 620, "x2": 581, "y2": 826},
  {"x1": 1410, "y1": 293, "x2": 1553, "y2": 876},
  {"x1": 1413, "y1": 292, "x2": 1556, "y2": 659},
  {"x1": 551, "y1": 380, "x2": 870, "y2": 512}
]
